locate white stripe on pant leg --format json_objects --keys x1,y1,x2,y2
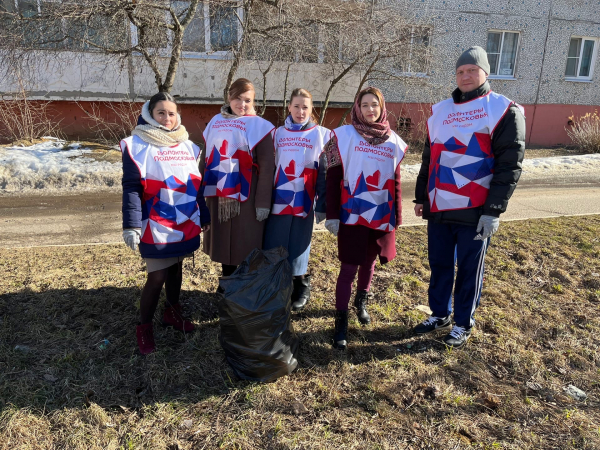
[{"x1": 470, "y1": 238, "x2": 488, "y2": 327}]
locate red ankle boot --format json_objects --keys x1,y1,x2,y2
[
  {"x1": 136, "y1": 323, "x2": 155, "y2": 355},
  {"x1": 163, "y1": 303, "x2": 195, "y2": 333}
]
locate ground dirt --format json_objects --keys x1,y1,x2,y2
[{"x1": 0, "y1": 216, "x2": 598, "y2": 449}]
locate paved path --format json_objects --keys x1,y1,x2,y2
[{"x1": 1, "y1": 180, "x2": 599, "y2": 248}]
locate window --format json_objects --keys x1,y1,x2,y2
[
  {"x1": 209, "y1": 1, "x2": 238, "y2": 51},
  {"x1": 486, "y1": 31, "x2": 520, "y2": 77},
  {"x1": 396, "y1": 117, "x2": 412, "y2": 134},
  {"x1": 395, "y1": 26, "x2": 431, "y2": 75},
  {"x1": 11, "y1": 0, "x2": 64, "y2": 49},
  {"x1": 0, "y1": 0, "x2": 15, "y2": 12},
  {"x1": 565, "y1": 37, "x2": 597, "y2": 80},
  {"x1": 136, "y1": 6, "x2": 168, "y2": 50},
  {"x1": 175, "y1": 0, "x2": 241, "y2": 55}
]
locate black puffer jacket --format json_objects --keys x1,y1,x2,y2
[{"x1": 414, "y1": 81, "x2": 526, "y2": 226}]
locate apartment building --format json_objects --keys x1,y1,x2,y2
[{"x1": 0, "y1": 0, "x2": 598, "y2": 147}]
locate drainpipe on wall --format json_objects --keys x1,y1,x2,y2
[{"x1": 528, "y1": 0, "x2": 553, "y2": 147}]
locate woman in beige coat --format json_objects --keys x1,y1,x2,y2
[{"x1": 200, "y1": 78, "x2": 276, "y2": 280}]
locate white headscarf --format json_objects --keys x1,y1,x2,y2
[{"x1": 131, "y1": 101, "x2": 189, "y2": 147}]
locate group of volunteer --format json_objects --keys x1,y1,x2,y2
[{"x1": 121, "y1": 46, "x2": 526, "y2": 356}]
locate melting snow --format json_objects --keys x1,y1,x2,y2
[
  {"x1": 402, "y1": 152, "x2": 600, "y2": 182},
  {"x1": 0, "y1": 139, "x2": 122, "y2": 192},
  {"x1": 1, "y1": 139, "x2": 599, "y2": 192}
]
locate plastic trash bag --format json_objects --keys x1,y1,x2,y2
[{"x1": 218, "y1": 246, "x2": 299, "y2": 382}]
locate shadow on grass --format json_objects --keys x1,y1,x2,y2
[
  {"x1": 0, "y1": 286, "x2": 233, "y2": 413},
  {"x1": 293, "y1": 313, "x2": 449, "y2": 368},
  {"x1": 0, "y1": 287, "x2": 439, "y2": 413}
]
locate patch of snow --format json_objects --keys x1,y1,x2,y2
[
  {"x1": 0, "y1": 139, "x2": 122, "y2": 193},
  {"x1": 2, "y1": 139, "x2": 600, "y2": 192},
  {"x1": 402, "y1": 153, "x2": 600, "y2": 182},
  {"x1": 522, "y1": 153, "x2": 600, "y2": 173}
]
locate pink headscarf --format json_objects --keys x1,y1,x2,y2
[{"x1": 351, "y1": 87, "x2": 391, "y2": 146}]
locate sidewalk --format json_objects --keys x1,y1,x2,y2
[{"x1": 2, "y1": 181, "x2": 599, "y2": 248}]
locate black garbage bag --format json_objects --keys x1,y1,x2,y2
[{"x1": 218, "y1": 247, "x2": 299, "y2": 382}]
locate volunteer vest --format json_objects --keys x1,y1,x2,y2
[
  {"x1": 426, "y1": 91, "x2": 522, "y2": 212},
  {"x1": 120, "y1": 135, "x2": 202, "y2": 245},
  {"x1": 271, "y1": 125, "x2": 330, "y2": 218},
  {"x1": 202, "y1": 114, "x2": 275, "y2": 202},
  {"x1": 335, "y1": 125, "x2": 407, "y2": 232}
]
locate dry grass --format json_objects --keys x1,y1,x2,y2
[{"x1": 0, "y1": 216, "x2": 599, "y2": 449}]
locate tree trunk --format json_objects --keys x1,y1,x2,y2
[
  {"x1": 319, "y1": 57, "x2": 360, "y2": 126},
  {"x1": 259, "y1": 60, "x2": 273, "y2": 116}
]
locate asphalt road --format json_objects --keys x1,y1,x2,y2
[{"x1": 1, "y1": 181, "x2": 599, "y2": 248}]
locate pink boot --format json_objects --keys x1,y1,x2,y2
[
  {"x1": 163, "y1": 304, "x2": 195, "y2": 333},
  {"x1": 136, "y1": 323, "x2": 156, "y2": 355}
]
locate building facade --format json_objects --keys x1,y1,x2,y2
[
  {"x1": 0, "y1": 0, "x2": 599, "y2": 147},
  {"x1": 382, "y1": 0, "x2": 600, "y2": 147}
]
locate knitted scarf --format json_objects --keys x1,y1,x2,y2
[
  {"x1": 132, "y1": 101, "x2": 189, "y2": 147},
  {"x1": 284, "y1": 115, "x2": 310, "y2": 131},
  {"x1": 351, "y1": 91, "x2": 391, "y2": 146},
  {"x1": 214, "y1": 104, "x2": 252, "y2": 222}
]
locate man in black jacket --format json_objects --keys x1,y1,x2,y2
[{"x1": 413, "y1": 46, "x2": 526, "y2": 348}]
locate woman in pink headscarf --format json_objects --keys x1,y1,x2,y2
[{"x1": 324, "y1": 87, "x2": 407, "y2": 350}]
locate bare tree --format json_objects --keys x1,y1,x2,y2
[
  {"x1": 0, "y1": 0, "x2": 203, "y2": 93},
  {"x1": 0, "y1": 0, "x2": 450, "y2": 144}
]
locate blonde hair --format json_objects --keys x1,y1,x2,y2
[{"x1": 288, "y1": 88, "x2": 318, "y2": 124}]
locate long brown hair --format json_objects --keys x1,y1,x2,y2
[
  {"x1": 228, "y1": 78, "x2": 255, "y2": 102},
  {"x1": 356, "y1": 87, "x2": 386, "y2": 115},
  {"x1": 288, "y1": 88, "x2": 319, "y2": 124}
]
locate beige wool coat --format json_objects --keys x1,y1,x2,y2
[{"x1": 199, "y1": 135, "x2": 275, "y2": 266}]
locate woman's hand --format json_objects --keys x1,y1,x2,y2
[
  {"x1": 256, "y1": 208, "x2": 270, "y2": 221},
  {"x1": 414, "y1": 204, "x2": 424, "y2": 217},
  {"x1": 202, "y1": 223, "x2": 211, "y2": 232},
  {"x1": 325, "y1": 219, "x2": 340, "y2": 236},
  {"x1": 122, "y1": 228, "x2": 141, "y2": 251}
]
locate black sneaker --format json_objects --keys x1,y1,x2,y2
[
  {"x1": 443, "y1": 325, "x2": 472, "y2": 348},
  {"x1": 414, "y1": 315, "x2": 451, "y2": 334}
]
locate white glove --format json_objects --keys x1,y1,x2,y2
[
  {"x1": 325, "y1": 219, "x2": 340, "y2": 236},
  {"x1": 474, "y1": 215, "x2": 499, "y2": 241},
  {"x1": 315, "y1": 212, "x2": 326, "y2": 224},
  {"x1": 123, "y1": 228, "x2": 141, "y2": 251},
  {"x1": 256, "y1": 208, "x2": 270, "y2": 221}
]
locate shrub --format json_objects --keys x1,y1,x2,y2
[
  {"x1": 78, "y1": 100, "x2": 142, "y2": 146},
  {"x1": 566, "y1": 110, "x2": 600, "y2": 153},
  {"x1": 0, "y1": 90, "x2": 63, "y2": 145}
]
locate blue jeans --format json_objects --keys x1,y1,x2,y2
[
  {"x1": 427, "y1": 221, "x2": 490, "y2": 328},
  {"x1": 264, "y1": 210, "x2": 314, "y2": 276}
]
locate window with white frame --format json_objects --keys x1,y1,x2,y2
[
  {"x1": 395, "y1": 26, "x2": 431, "y2": 75},
  {"x1": 0, "y1": 0, "x2": 15, "y2": 11},
  {"x1": 3, "y1": 0, "x2": 240, "y2": 55},
  {"x1": 486, "y1": 31, "x2": 520, "y2": 77},
  {"x1": 3, "y1": 0, "x2": 127, "y2": 51},
  {"x1": 174, "y1": 0, "x2": 241, "y2": 55},
  {"x1": 565, "y1": 37, "x2": 597, "y2": 80}
]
